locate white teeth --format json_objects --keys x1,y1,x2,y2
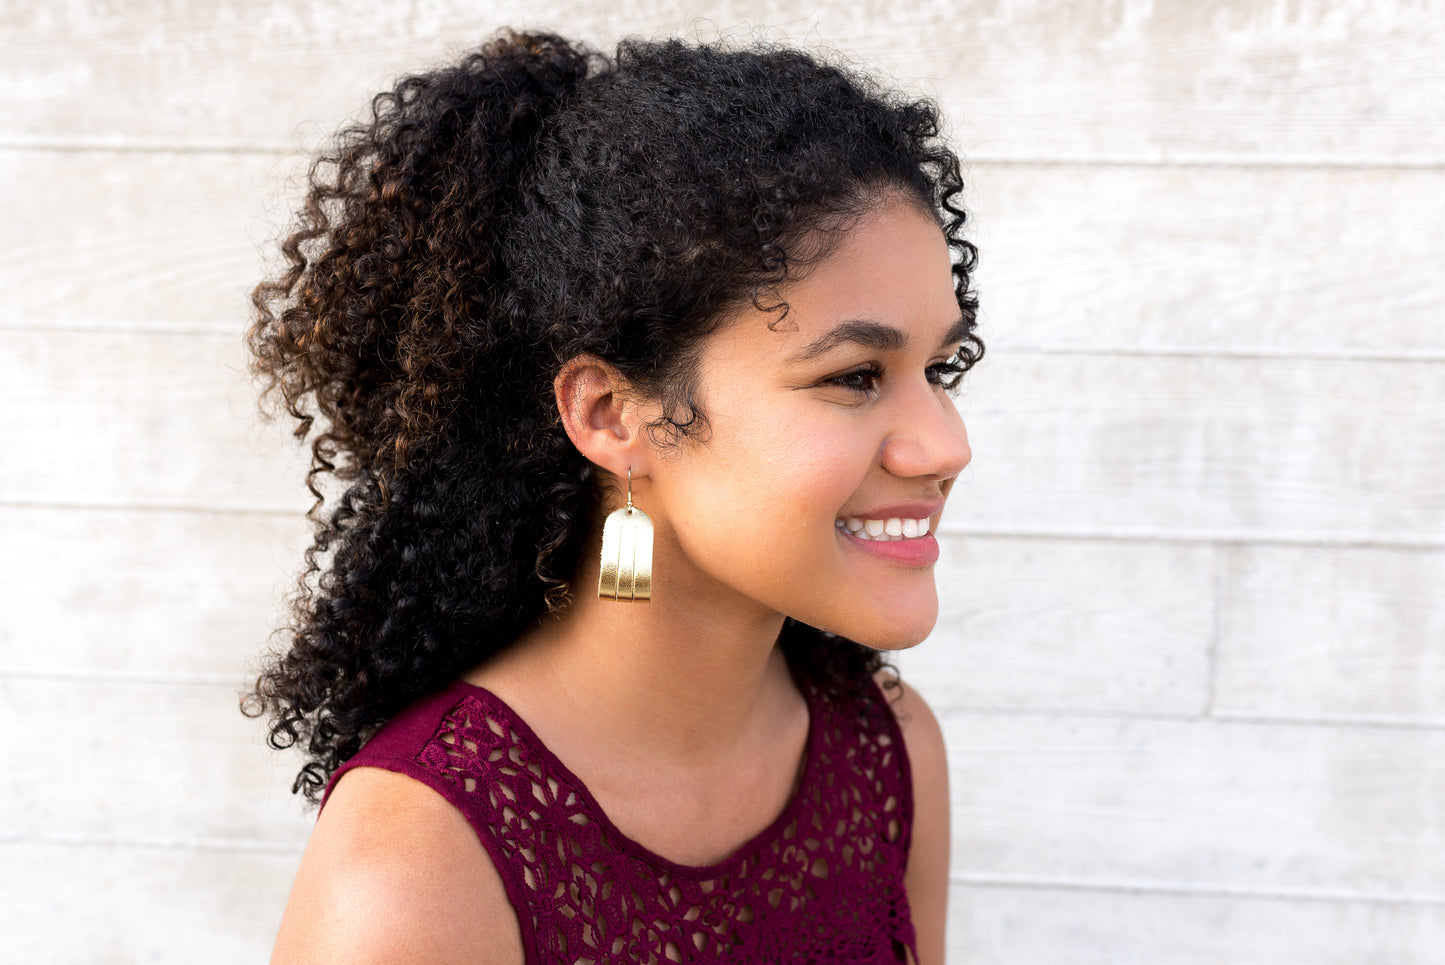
[{"x1": 837, "y1": 516, "x2": 934, "y2": 542}]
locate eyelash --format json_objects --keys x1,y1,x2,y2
[{"x1": 823, "y1": 357, "x2": 968, "y2": 395}]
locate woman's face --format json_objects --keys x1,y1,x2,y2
[{"x1": 640, "y1": 192, "x2": 972, "y2": 649}]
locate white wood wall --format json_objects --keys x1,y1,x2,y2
[{"x1": 2, "y1": 1, "x2": 1441, "y2": 961}]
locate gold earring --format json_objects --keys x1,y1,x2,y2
[{"x1": 597, "y1": 468, "x2": 653, "y2": 602}]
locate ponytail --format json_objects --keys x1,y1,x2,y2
[{"x1": 246, "y1": 33, "x2": 597, "y2": 799}]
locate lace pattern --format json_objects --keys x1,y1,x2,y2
[{"x1": 412, "y1": 682, "x2": 916, "y2": 964}]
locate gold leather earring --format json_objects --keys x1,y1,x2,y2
[{"x1": 597, "y1": 468, "x2": 653, "y2": 602}]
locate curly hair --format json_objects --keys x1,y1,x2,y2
[{"x1": 245, "y1": 30, "x2": 983, "y2": 800}]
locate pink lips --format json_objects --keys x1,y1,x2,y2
[{"x1": 838, "y1": 528, "x2": 940, "y2": 566}]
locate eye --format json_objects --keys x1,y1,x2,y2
[
  {"x1": 822, "y1": 364, "x2": 883, "y2": 395},
  {"x1": 927, "y1": 354, "x2": 968, "y2": 391}
]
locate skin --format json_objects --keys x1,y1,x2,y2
[{"x1": 271, "y1": 191, "x2": 968, "y2": 964}]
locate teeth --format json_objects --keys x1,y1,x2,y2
[{"x1": 837, "y1": 516, "x2": 933, "y2": 542}]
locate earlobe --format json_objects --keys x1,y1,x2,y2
[{"x1": 554, "y1": 354, "x2": 650, "y2": 476}]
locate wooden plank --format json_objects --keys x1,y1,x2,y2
[
  {"x1": 0, "y1": 506, "x2": 309, "y2": 678},
  {"x1": 9, "y1": 150, "x2": 1444, "y2": 361},
  {"x1": 945, "y1": 711, "x2": 1445, "y2": 898},
  {"x1": 949, "y1": 882, "x2": 1445, "y2": 965},
  {"x1": 6, "y1": 327, "x2": 1442, "y2": 541},
  {"x1": 0, "y1": 149, "x2": 304, "y2": 334},
  {"x1": 2, "y1": 0, "x2": 1442, "y2": 162},
  {"x1": 967, "y1": 164, "x2": 1445, "y2": 357},
  {"x1": 896, "y1": 535, "x2": 1215, "y2": 716},
  {"x1": 954, "y1": 353, "x2": 1445, "y2": 545},
  {"x1": 0, "y1": 328, "x2": 309, "y2": 511},
  {"x1": 1215, "y1": 546, "x2": 1445, "y2": 725},
  {"x1": 1, "y1": 841, "x2": 295, "y2": 963},
  {"x1": 15, "y1": 675, "x2": 1441, "y2": 903},
  {"x1": 0, "y1": 676, "x2": 315, "y2": 847}
]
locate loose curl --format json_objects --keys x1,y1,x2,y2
[{"x1": 245, "y1": 30, "x2": 983, "y2": 800}]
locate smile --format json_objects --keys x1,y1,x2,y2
[{"x1": 835, "y1": 516, "x2": 932, "y2": 541}]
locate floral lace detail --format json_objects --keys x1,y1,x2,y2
[{"x1": 414, "y1": 683, "x2": 915, "y2": 964}]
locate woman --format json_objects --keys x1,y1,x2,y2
[{"x1": 247, "y1": 30, "x2": 982, "y2": 964}]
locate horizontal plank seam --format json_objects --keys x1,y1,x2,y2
[
  {"x1": 936, "y1": 704, "x2": 1445, "y2": 733},
  {"x1": 947, "y1": 872, "x2": 1445, "y2": 906},
  {"x1": 0, "y1": 141, "x2": 302, "y2": 158},
  {"x1": 0, "y1": 668, "x2": 252, "y2": 687},
  {"x1": 10, "y1": 671, "x2": 1439, "y2": 733},
  {"x1": 5, "y1": 141, "x2": 1445, "y2": 171},
  {"x1": 0, "y1": 830, "x2": 306, "y2": 855},
  {"x1": 934, "y1": 525, "x2": 1445, "y2": 551},
  {"x1": 8, "y1": 323, "x2": 1445, "y2": 366},
  {"x1": 0, "y1": 498, "x2": 308, "y2": 517},
  {"x1": 2, "y1": 499, "x2": 1438, "y2": 549},
  {"x1": 0, "y1": 320, "x2": 251, "y2": 337},
  {"x1": 986, "y1": 344, "x2": 1445, "y2": 364},
  {"x1": 970, "y1": 154, "x2": 1445, "y2": 172}
]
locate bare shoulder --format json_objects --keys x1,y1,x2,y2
[
  {"x1": 875, "y1": 670, "x2": 947, "y2": 779},
  {"x1": 270, "y1": 766, "x2": 523, "y2": 965},
  {"x1": 875, "y1": 670, "x2": 950, "y2": 965}
]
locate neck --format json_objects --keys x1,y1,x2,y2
[{"x1": 471, "y1": 550, "x2": 796, "y2": 767}]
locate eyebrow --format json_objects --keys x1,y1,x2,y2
[{"x1": 788, "y1": 316, "x2": 970, "y2": 363}]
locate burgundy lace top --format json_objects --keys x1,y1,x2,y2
[{"x1": 324, "y1": 678, "x2": 917, "y2": 964}]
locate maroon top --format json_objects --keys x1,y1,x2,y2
[{"x1": 324, "y1": 678, "x2": 917, "y2": 963}]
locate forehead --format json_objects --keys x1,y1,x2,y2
[{"x1": 706, "y1": 198, "x2": 959, "y2": 361}]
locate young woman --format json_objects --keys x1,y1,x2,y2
[{"x1": 247, "y1": 30, "x2": 982, "y2": 964}]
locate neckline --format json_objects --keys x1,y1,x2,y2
[{"x1": 445, "y1": 677, "x2": 822, "y2": 879}]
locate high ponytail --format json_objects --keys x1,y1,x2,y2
[{"x1": 247, "y1": 32, "x2": 981, "y2": 800}]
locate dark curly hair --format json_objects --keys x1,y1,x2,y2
[{"x1": 245, "y1": 30, "x2": 983, "y2": 800}]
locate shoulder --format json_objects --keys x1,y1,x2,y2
[
  {"x1": 874, "y1": 670, "x2": 950, "y2": 965},
  {"x1": 873, "y1": 670, "x2": 948, "y2": 796},
  {"x1": 270, "y1": 766, "x2": 523, "y2": 965}
]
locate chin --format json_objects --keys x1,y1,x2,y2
[
  {"x1": 819, "y1": 603, "x2": 939, "y2": 652},
  {"x1": 856, "y1": 625, "x2": 934, "y2": 652}
]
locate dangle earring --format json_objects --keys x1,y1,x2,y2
[{"x1": 597, "y1": 468, "x2": 653, "y2": 602}]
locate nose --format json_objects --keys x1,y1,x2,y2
[{"x1": 879, "y1": 386, "x2": 972, "y2": 481}]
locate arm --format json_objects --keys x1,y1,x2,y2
[
  {"x1": 881, "y1": 675, "x2": 951, "y2": 965},
  {"x1": 270, "y1": 767, "x2": 524, "y2": 965}
]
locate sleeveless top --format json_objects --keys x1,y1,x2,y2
[{"x1": 324, "y1": 678, "x2": 918, "y2": 964}]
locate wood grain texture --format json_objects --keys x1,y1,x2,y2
[
  {"x1": 0, "y1": 149, "x2": 303, "y2": 333},
  {"x1": 10, "y1": 149, "x2": 1443, "y2": 363},
  {"x1": 0, "y1": 676, "x2": 315, "y2": 848},
  {"x1": 958, "y1": 352, "x2": 1445, "y2": 544},
  {"x1": 968, "y1": 164, "x2": 1445, "y2": 357},
  {"x1": 3, "y1": 0, "x2": 1441, "y2": 163},
  {"x1": 1215, "y1": 546, "x2": 1445, "y2": 724},
  {"x1": 0, "y1": 329, "x2": 309, "y2": 511},
  {"x1": 0, "y1": 506, "x2": 309, "y2": 678},
  {"x1": 948, "y1": 882, "x2": 1445, "y2": 965},
  {"x1": 896, "y1": 535, "x2": 1216, "y2": 715},
  {"x1": 7, "y1": 326, "x2": 1443, "y2": 548},
  {"x1": 2, "y1": 0, "x2": 1442, "y2": 959},
  {"x1": 945, "y1": 710, "x2": 1445, "y2": 897},
  {"x1": 1, "y1": 842, "x2": 295, "y2": 964}
]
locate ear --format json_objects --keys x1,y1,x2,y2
[{"x1": 554, "y1": 354, "x2": 654, "y2": 479}]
